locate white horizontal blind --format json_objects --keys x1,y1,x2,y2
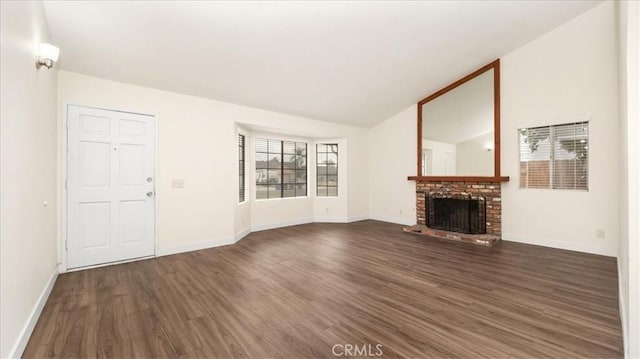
[
  {"x1": 552, "y1": 122, "x2": 588, "y2": 190},
  {"x1": 519, "y1": 126, "x2": 551, "y2": 188},
  {"x1": 238, "y1": 134, "x2": 245, "y2": 203},
  {"x1": 519, "y1": 122, "x2": 588, "y2": 191}
]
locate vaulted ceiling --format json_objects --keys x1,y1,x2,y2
[{"x1": 43, "y1": 1, "x2": 599, "y2": 127}]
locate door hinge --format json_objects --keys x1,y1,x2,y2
[
  {"x1": 65, "y1": 240, "x2": 68, "y2": 250},
  {"x1": 65, "y1": 178, "x2": 68, "y2": 189}
]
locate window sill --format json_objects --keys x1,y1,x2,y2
[{"x1": 254, "y1": 196, "x2": 310, "y2": 202}]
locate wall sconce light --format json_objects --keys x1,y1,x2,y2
[
  {"x1": 35, "y1": 43, "x2": 60, "y2": 70},
  {"x1": 485, "y1": 142, "x2": 494, "y2": 152}
]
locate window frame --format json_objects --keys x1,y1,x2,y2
[
  {"x1": 255, "y1": 137, "x2": 308, "y2": 200},
  {"x1": 238, "y1": 134, "x2": 246, "y2": 204},
  {"x1": 518, "y1": 121, "x2": 589, "y2": 191},
  {"x1": 316, "y1": 143, "x2": 339, "y2": 197}
]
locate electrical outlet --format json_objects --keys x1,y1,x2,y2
[
  {"x1": 325, "y1": 207, "x2": 329, "y2": 214},
  {"x1": 597, "y1": 229, "x2": 605, "y2": 239},
  {"x1": 399, "y1": 209, "x2": 404, "y2": 215}
]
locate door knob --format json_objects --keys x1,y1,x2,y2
[{"x1": 146, "y1": 191, "x2": 154, "y2": 197}]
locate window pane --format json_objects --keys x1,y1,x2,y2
[
  {"x1": 552, "y1": 122, "x2": 588, "y2": 190},
  {"x1": 268, "y1": 185, "x2": 281, "y2": 198},
  {"x1": 239, "y1": 134, "x2": 245, "y2": 203},
  {"x1": 283, "y1": 169, "x2": 295, "y2": 184},
  {"x1": 255, "y1": 152, "x2": 269, "y2": 168},
  {"x1": 316, "y1": 144, "x2": 328, "y2": 152},
  {"x1": 317, "y1": 174, "x2": 327, "y2": 186},
  {"x1": 327, "y1": 153, "x2": 338, "y2": 166},
  {"x1": 296, "y1": 170, "x2": 307, "y2": 183},
  {"x1": 256, "y1": 169, "x2": 269, "y2": 184},
  {"x1": 268, "y1": 169, "x2": 282, "y2": 184},
  {"x1": 327, "y1": 186, "x2": 338, "y2": 197},
  {"x1": 255, "y1": 138, "x2": 269, "y2": 153},
  {"x1": 283, "y1": 184, "x2": 296, "y2": 198},
  {"x1": 283, "y1": 154, "x2": 296, "y2": 168},
  {"x1": 256, "y1": 185, "x2": 269, "y2": 199},
  {"x1": 327, "y1": 175, "x2": 338, "y2": 186},
  {"x1": 256, "y1": 137, "x2": 308, "y2": 199},
  {"x1": 268, "y1": 139, "x2": 281, "y2": 153},
  {"x1": 326, "y1": 163, "x2": 337, "y2": 175},
  {"x1": 296, "y1": 143, "x2": 307, "y2": 156},
  {"x1": 267, "y1": 154, "x2": 282, "y2": 168},
  {"x1": 519, "y1": 122, "x2": 587, "y2": 190},
  {"x1": 317, "y1": 186, "x2": 328, "y2": 197},
  {"x1": 296, "y1": 155, "x2": 307, "y2": 169},
  {"x1": 519, "y1": 126, "x2": 551, "y2": 189},
  {"x1": 317, "y1": 153, "x2": 328, "y2": 167},
  {"x1": 295, "y1": 184, "x2": 307, "y2": 197},
  {"x1": 283, "y1": 141, "x2": 296, "y2": 155}
]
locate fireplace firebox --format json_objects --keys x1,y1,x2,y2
[{"x1": 426, "y1": 193, "x2": 486, "y2": 234}]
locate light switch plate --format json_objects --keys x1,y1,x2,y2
[{"x1": 172, "y1": 179, "x2": 184, "y2": 189}]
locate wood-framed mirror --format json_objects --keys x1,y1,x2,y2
[{"x1": 411, "y1": 59, "x2": 508, "y2": 182}]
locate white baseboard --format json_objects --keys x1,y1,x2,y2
[
  {"x1": 10, "y1": 265, "x2": 59, "y2": 359},
  {"x1": 157, "y1": 236, "x2": 236, "y2": 257},
  {"x1": 618, "y1": 258, "x2": 629, "y2": 358},
  {"x1": 250, "y1": 217, "x2": 313, "y2": 232},
  {"x1": 501, "y1": 232, "x2": 617, "y2": 257},
  {"x1": 309, "y1": 215, "x2": 370, "y2": 224},
  {"x1": 369, "y1": 215, "x2": 415, "y2": 226},
  {"x1": 313, "y1": 216, "x2": 349, "y2": 223},
  {"x1": 235, "y1": 228, "x2": 251, "y2": 242},
  {"x1": 65, "y1": 255, "x2": 155, "y2": 273}
]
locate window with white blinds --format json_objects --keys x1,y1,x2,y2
[
  {"x1": 238, "y1": 134, "x2": 245, "y2": 203},
  {"x1": 316, "y1": 144, "x2": 338, "y2": 197},
  {"x1": 519, "y1": 122, "x2": 588, "y2": 190},
  {"x1": 255, "y1": 138, "x2": 307, "y2": 199}
]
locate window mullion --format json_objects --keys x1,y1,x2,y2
[{"x1": 280, "y1": 141, "x2": 284, "y2": 198}]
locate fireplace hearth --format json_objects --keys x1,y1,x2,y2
[{"x1": 403, "y1": 180, "x2": 502, "y2": 247}]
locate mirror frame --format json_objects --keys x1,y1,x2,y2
[{"x1": 413, "y1": 59, "x2": 508, "y2": 182}]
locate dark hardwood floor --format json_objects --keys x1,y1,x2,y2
[{"x1": 23, "y1": 220, "x2": 623, "y2": 358}]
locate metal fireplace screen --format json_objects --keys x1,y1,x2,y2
[{"x1": 426, "y1": 193, "x2": 486, "y2": 234}]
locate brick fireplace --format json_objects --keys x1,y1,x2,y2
[{"x1": 405, "y1": 180, "x2": 503, "y2": 246}]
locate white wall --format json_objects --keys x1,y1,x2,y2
[
  {"x1": 501, "y1": 1, "x2": 619, "y2": 256},
  {"x1": 0, "y1": 2, "x2": 59, "y2": 358},
  {"x1": 617, "y1": 1, "x2": 640, "y2": 357},
  {"x1": 456, "y1": 131, "x2": 494, "y2": 176},
  {"x1": 368, "y1": 106, "x2": 416, "y2": 225},
  {"x1": 422, "y1": 139, "x2": 456, "y2": 175},
  {"x1": 57, "y1": 70, "x2": 369, "y2": 259},
  {"x1": 369, "y1": 2, "x2": 619, "y2": 257}
]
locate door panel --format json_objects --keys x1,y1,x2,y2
[
  {"x1": 119, "y1": 200, "x2": 146, "y2": 244},
  {"x1": 79, "y1": 114, "x2": 110, "y2": 134},
  {"x1": 67, "y1": 105, "x2": 155, "y2": 269},
  {"x1": 119, "y1": 144, "x2": 145, "y2": 186},
  {"x1": 79, "y1": 141, "x2": 110, "y2": 188},
  {"x1": 78, "y1": 202, "x2": 110, "y2": 248}
]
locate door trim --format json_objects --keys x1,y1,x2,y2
[{"x1": 60, "y1": 104, "x2": 159, "y2": 273}]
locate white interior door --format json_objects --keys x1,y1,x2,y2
[
  {"x1": 67, "y1": 105, "x2": 155, "y2": 269},
  {"x1": 445, "y1": 152, "x2": 457, "y2": 175}
]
